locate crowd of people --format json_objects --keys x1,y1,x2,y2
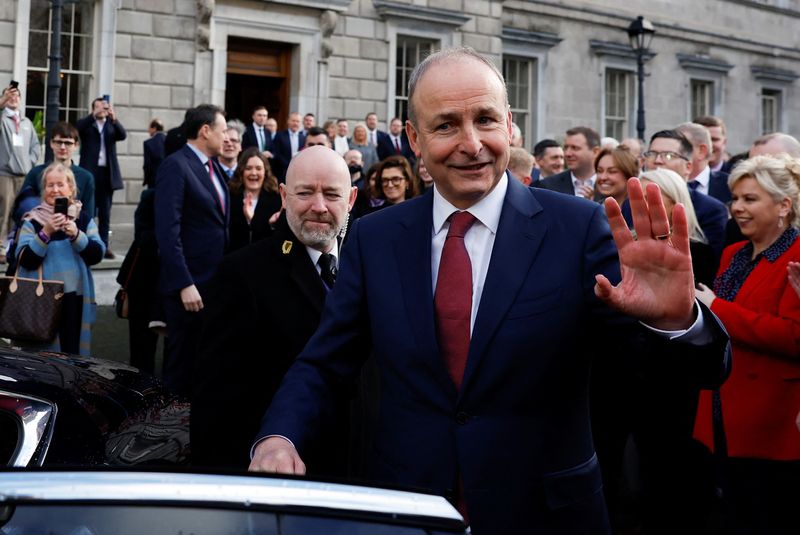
[{"x1": 2, "y1": 43, "x2": 800, "y2": 533}]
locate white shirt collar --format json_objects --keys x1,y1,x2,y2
[
  {"x1": 4, "y1": 108, "x2": 19, "y2": 118},
  {"x1": 432, "y1": 173, "x2": 508, "y2": 236},
  {"x1": 571, "y1": 172, "x2": 596, "y2": 187},
  {"x1": 305, "y1": 239, "x2": 340, "y2": 269},
  {"x1": 693, "y1": 165, "x2": 711, "y2": 189}
]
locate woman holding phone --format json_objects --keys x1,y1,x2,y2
[{"x1": 14, "y1": 162, "x2": 105, "y2": 355}]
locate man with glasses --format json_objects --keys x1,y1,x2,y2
[
  {"x1": 641, "y1": 129, "x2": 727, "y2": 257},
  {"x1": 0, "y1": 83, "x2": 40, "y2": 263},
  {"x1": 218, "y1": 126, "x2": 242, "y2": 179},
  {"x1": 18, "y1": 122, "x2": 95, "y2": 221}
]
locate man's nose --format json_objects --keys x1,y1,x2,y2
[{"x1": 459, "y1": 125, "x2": 482, "y2": 155}]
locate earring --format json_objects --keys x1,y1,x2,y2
[{"x1": 779, "y1": 215, "x2": 785, "y2": 228}]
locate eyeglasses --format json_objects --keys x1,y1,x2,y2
[
  {"x1": 642, "y1": 151, "x2": 688, "y2": 162},
  {"x1": 52, "y1": 139, "x2": 76, "y2": 147},
  {"x1": 382, "y1": 177, "x2": 405, "y2": 187}
]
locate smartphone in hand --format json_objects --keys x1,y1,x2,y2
[{"x1": 54, "y1": 197, "x2": 69, "y2": 216}]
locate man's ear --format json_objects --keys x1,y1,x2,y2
[
  {"x1": 279, "y1": 183, "x2": 287, "y2": 209},
  {"x1": 406, "y1": 120, "x2": 421, "y2": 157},
  {"x1": 348, "y1": 186, "x2": 358, "y2": 210}
]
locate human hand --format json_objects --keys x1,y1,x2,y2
[
  {"x1": 595, "y1": 178, "x2": 695, "y2": 330},
  {"x1": 577, "y1": 184, "x2": 594, "y2": 199},
  {"x1": 248, "y1": 436, "x2": 306, "y2": 475},
  {"x1": 695, "y1": 283, "x2": 717, "y2": 308},
  {"x1": 180, "y1": 284, "x2": 203, "y2": 312},
  {"x1": 788, "y1": 262, "x2": 800, "y2": 298},
  {"x1": 0, "y1": 86, "x2": 18, "y2": 107},
  {"x1": 263, "y1": 150, "x2": 273, "y2": 159},
  {"x1": 107, "y1": 105, "x2": 115, "y2": 121},
  {"x1": 44, "y1": 213, "x2": 67, "y2": 235},
  {"x1": 268, "y1": 208, "x2": 283, "y2": 226},
  {"x1": 63, "y1": 220, "x2": 79, "y2": 239},
  {"x1": 244, "y1": 193, "x2": 255, "y2": 223}
]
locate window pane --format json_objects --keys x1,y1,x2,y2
[
  {"x1": 395, "y1": 36, "x2": 438, "y2": 122},
  {"x1": 28, "y1": 31, "x2": 49, "y2": 69},
  {"x1": 605, "y1": 69, "x2": 630, "y2": 139},
  {"x1": 30, "y1": 0, "x2": 50, "y2": 31}
]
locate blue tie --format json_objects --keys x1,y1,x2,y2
[{"x1": 688, "y1": 181, "x2": 700, "y2": 191}]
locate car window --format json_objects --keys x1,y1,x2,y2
[{"x1": 282, "y1": 515, "x2": 427, "y2": 534}]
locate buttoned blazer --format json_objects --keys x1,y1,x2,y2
[
  {"x1": 154, "y1": 144, "x2": 229, "y2": 295},
  {"x1": 256, "y1": 177, "x2": 729, "y2": 533},
  {"x1": 271, "y1": 129, "x2": 306, "y2": 182},
  {"x1": 534, "y1": 169, "x2": 574, "y2": 196},
  {"x1": 75, "y1": 114, "x2": 127, "y2": 190},
  {"x1": 376, "y1": 130, "x2": 416, "y2": 164},
  {"x1": 242, "y1": 123, "x2": 274, "y2": 153},
  {"x1": 695, "y1": 238, "x2": 800, "y2": 461}
]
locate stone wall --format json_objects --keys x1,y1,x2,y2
[{"x1": 0, "y1": 1, "x2": 16, "y2": 84}]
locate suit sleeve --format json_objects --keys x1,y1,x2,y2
[
  {"x1": 155, "y1": 156, "x2": 193, "y2": 293},
  {"x1": 80, "y1": 170, "x2": 96, "y2": 218},
  {"x1": 75, "y1": 115, "x2": 93, "y2": 136},
  {"x1": 111, "y1": 120, "x2": 127, "y2": 141},
  {"x1": 255, "y1": 219, "x2": 371, "y2": 453}
]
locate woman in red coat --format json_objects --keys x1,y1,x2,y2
[{"x1": 695, "y1": 154, "x2": 800, "y2": 534}]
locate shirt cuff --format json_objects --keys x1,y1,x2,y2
[
  {"x1": 249, "y1": 434, "x2": 295, "y2": 460},
  {"x1": 639, "y1": 300, "x2": 711, "y2": 345}
]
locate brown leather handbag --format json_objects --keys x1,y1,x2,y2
[{"x1": 0, "y1": 253, "x2": 65, "y2": 343}]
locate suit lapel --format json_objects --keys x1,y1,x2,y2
[
  {"x1": 184, "y1": 146, "x2": 226, "y2": 220},
  {"x1": 394, "y1": 194, "x2": 454, "y2": 392},
  {"x1": 460, "y1": 180, "x2": 547, "y2": 394},
  {"x1": 280, "y1": 226, "x2": 326, "y2": 314}
]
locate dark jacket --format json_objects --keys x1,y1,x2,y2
[{"x1": 75, "y1": 114, "x2": 127, "y2": 190}]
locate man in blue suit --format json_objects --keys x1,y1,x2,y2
[
  {"x1": 376, "y1": 117, "x2": 416, "y2": 166},
  {"x1": 155, "y1": 104, "x2": 229, "y2": 397},
  {"x1": 249, "y1": 48, "x2": 729, "y2": 533},
  {"x1": 271, "y1": 112, "x2": 306, "y2": 183},
  {"x1": 75, "y1": 97, "x2": 127, "y2": 258}
]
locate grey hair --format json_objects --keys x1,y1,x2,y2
[
  {"x1": 407, "y1": 46, "x2": 508, "y2": 126},
  {"x1": 226, "y1": 119, "x2": 245, "y2": 136},
  {"x1": 639, "y1": 168, "x2": 706, "y2": 243},
  {"x1": 729, "y1": 154, "x2": 800, "y2": 227},
  {"x1": 676, "y1": 122, "x2": 712, "y2": 156},
  {"x1": 751, "y1": 133, "x2": 800, "y2": 158},
  {"x1": 40, "y1": 162, "x2": 78, "y2": 202}
]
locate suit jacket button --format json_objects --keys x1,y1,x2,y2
[{"x1": 456, "y1": 411, "x2": 470, "y2": 425}]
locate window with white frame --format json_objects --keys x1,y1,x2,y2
[
  {"x1": 761, "y1": 88, "x2": 781, "y2": 134},
  {"x1": 503, "y1": 56, "x2": 534, "y2": 148},
  {"x1": 690, "y1": 79, "x2": 714, "y2": 119},
  {"x1": 604, "y1": 69, "x2": 632, "y2": 141},
  {"x1": 26, "y1": 0, "x2": 94, "y2": 125},
  {"x1": 395, "y1": 36, "x2": 437, "y2": 122}
]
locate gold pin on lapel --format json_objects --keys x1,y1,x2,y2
[{"x1": 282, "y1": 240, "x2": 293, "y2": 254}]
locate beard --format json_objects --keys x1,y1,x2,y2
[{"x1": 287, "y1": 212, "x2": 341, "y2": 249}]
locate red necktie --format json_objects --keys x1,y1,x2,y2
[
  {"x1": 394, "y1": 138, "x2": 401, "y2": 153},
  {"x1": 207, "y1": 160, "x2": 225, "y2": 214},
  {"x1": 434, "y1": 211, "x2": 477, "y2": 390}
]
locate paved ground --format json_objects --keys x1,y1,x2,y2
[{"x1": 92, "y1": 305, "x2": 165, "y2": 379}]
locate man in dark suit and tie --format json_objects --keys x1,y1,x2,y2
[
  {"x1": 76, "y1": 96, "x2": 127, "y2": 258},
  {"x1": 677, "y1": 122, "x2": 731, "y2": 204},
  {"x1": 249, "y1": 48, "x2": 729, "y2": 534},
  {"x1": 192, "y1": 145, "x2": 356, "y2": 471},
  {"x1": 271, "y1": 112, "x2": 306, "y2": 183},
  {"x1": 376, "y1": 117, "x2": 416, "y2": 166},
  {"x1": 241, "y1": 106, "x2": 273, "y2": 157},
  {"x1": 143, "y1": 118, "x2": 166, "y2": 188},
  {"x1": 535, "y1": 127, "x2": 600, "y2": 199},
  {"x1": 155, "y1": 104, "x2": 229, "y2": 397}
]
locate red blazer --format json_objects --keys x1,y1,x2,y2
[{"x1": 694, "y1": 238, "x2": 800, "y2": 460}]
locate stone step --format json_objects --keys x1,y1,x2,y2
[{"x1": 110, "y1": 204, "x2": 137, "y2": 225}]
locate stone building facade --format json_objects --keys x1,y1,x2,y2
[{"x1": 3, "y1": 0, "x2": 800, "y2": 245}]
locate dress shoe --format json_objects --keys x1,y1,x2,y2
[{"x1": 104, "y1": 249, "x2": 116, "y2": 260}]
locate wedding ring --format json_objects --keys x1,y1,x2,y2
[{"x1": 655, "y1": 233, "x2": 671, "y2": 241}]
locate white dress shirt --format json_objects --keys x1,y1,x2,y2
[
  {"x1": 690, "y1": 165, "x2": 711, "y2": 195},
  {"x1": 306, "y1": 240, "x2": 340, "y2": 276},
  {"x1": 289, "y1": 130, "x2": 300, "y2": 156},
  {"x1": 256, "y1": 126, "x2": 266, "y2": 151},
  {"x1": 389, "y1": 134, "x2": 403, "y2": 153},
  {"x1": 431, "y1": 175, "x2": 507, "y2": 332},
  {"x1": 571, "y1": 172, "x2": 595, "y2": 196},
  {"x1": 334, "y1": 135, "x2": 349, "y2": 156},
  {"x1": 95, "y1": 119, "x2": 107, "y2": 167}
]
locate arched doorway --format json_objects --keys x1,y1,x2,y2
[{"x1": 225, "y1": 37, "x2": 292, "y2": 128}]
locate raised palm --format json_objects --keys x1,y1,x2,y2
[{"x1": 595, "y1": 178, "x2": 696, "y2": 330}]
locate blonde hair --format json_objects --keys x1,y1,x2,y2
[
  {"x1": 40, "y1": 162, "x2": 77, "y2": 202},
  {"x1": 352, "y1": 122, "x2": 368, "y2": 144},
  {"x1": 729, "y1": 154, "x2": 800, "y2": 227},
  {"x1": 639, "y1": 168, "x2": 706, "y2": 243}
]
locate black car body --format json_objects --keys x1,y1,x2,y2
[{"x1": 0, "y1": 348, "x2": 189, "y2": 467}]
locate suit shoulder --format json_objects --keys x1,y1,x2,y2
[
  {"x1": 536, "y1": 171, "x2": 570, "y2": 190},
  {"x1": 530, "y1": 185, "x2": 601, "y2": 219}
]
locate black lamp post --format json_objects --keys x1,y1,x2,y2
[
  {"x1": 627, "y1": 16, "x2": 655, "y2": 142},
  {"x1": 44, "y1": 0, "x2": 79, "y2": 161}
]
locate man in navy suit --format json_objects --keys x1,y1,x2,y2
[
  {"x1": 376, "y1": 117, "x2": 416, "y2": 165},
  {"x1": 76, "y1": 97, "x2": 127, "y2": 258},
  {"x1": 249, "y1": 48, "x2": 729, "y2": 533},
  {"x1": 241, "y1": 106, "x2": 273, "y2": 157},
  {"x1": 143, "y1": 118, "x2": 165, "y2": 188},
  {"x1": 155, "y1": 104, "x2": 229, "y2": 397},
  {"x1": 271, "y1": 112, "x2": 306, "y2": 183},
  {"x1": 643, "y1": 130, "x2": 729, "y2": 258},
  {"x1": 535, "y1": 127, "x2": 600, "y2": 199},
  {"x1": 677, "y1": 122, "x2": 731, "y2": 204}
]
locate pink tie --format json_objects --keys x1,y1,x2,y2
[
  {"x1": 12, "y1": 114, "x2": 19, "y2": 134},
  {"x1": 394, "y1": 138, "x2": 401, "y2": 153},
  {"x1": 207, "y1": 160, "x2": 225, "y2": 214}
]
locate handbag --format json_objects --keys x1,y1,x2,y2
[
  {"x1": 0, "y1": 253, "x2": 65, "y2": 343},
  {"x1": 114, "y1": 244, "x2": 140, "y2": 319}
]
